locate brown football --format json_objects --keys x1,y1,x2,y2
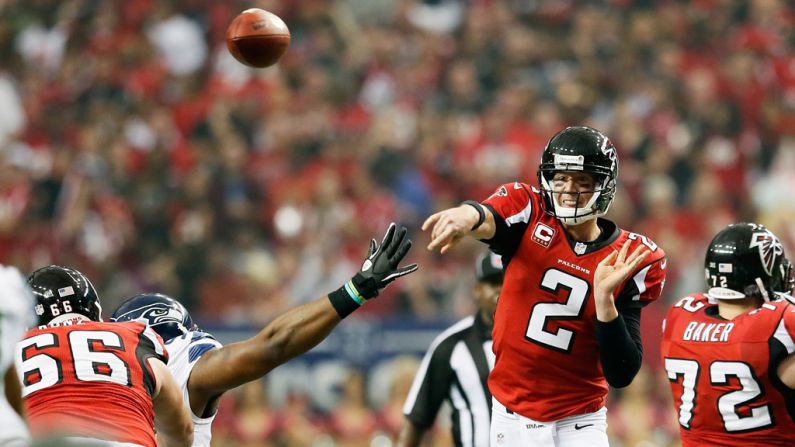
[{"x1": 226, "y1": 8, "x2": 290, "y2": 68}]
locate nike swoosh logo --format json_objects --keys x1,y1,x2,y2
[{"x1": 574, "y1": 424, "x2": 594, "y2": 430}]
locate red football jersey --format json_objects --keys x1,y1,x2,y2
[
  {"x1": 661, "y1": 294, "x2": 795, "y2": 447},
  {"x1": 482, "y1": 183, "x2": 666, "y2": 421},
  {"x1": 17, "y1": 319, "x2": 168, "y2": 446}
]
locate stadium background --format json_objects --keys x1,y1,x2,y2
[{"x1": 1, "y1": 0, "x2": 794, "y2": 445}]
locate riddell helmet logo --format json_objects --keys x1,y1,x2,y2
[
  {"x1": 749, "y1": 231, "x2": 783, "y2": 276},
  {"x1": 532, "y1": 223, "x2": 555, "y2": 248}
]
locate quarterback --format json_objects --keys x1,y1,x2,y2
[{"x1": 424, "y1": 126, "x2": 666, "y2": 446}]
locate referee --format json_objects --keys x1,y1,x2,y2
[{"x1": 398, "y1": 251, "x2": 504, "y2": 447}]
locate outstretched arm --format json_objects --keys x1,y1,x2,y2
[
  {"x1": 189, "y1": 297, "x2": 340, "y2": 398},
  {"x1": 186, "y1": 223, "x2": 418, "y2": 413},
  {"x1": 422, "y1": 203, "x2": 496, "y2": 253}
]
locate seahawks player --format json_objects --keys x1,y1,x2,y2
[
  {"x1": 113, "y1": 223, "x2": 417, "y2": 446},
  {"x1": 0, "y1": 265, "x2": 34, "y2": 446}
]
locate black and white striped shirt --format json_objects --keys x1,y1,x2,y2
[{"x1": 403, "y1": 313, "x2": 494, "y2": 447}]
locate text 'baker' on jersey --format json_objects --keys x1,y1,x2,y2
[
  {"x1": 166, "y1": 330, "x2": 223, "y2": 447},
  {"x1": 481, "y1": 182, "x2": 666, "y2": 422},
  {"x1": 661, "y1": 294, "x2": 795, "y2": 447},
  {"x1": 15, "y1": 320, "x2": 167, "y2": 447}
]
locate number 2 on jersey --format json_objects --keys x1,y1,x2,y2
[
  {"x1": 525, "y1": 269, "x2": 590, "y2": 352},
  {"x1": 665, "y1": 358, "x2": 773, "y2": 432}
]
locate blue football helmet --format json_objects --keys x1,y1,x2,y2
[{"x1": 111, "y1": 293, "x2": 197, "y2": 342}]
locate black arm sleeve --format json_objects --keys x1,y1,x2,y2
[
  {"x1": 481, "y1": 203, "x2": 526, "y2": 263},
  {"x1": 595, "y1": 307, "x2": 643, "y2": 388}
]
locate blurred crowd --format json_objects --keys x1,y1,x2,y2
[{"x1": 1, "y1": 0, "x2": 794, "y2": 445}]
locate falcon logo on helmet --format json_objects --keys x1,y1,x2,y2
[
  {"x1": 705, "y1": 223, "x2": 793, "y2": 302},
  {"x1": 750, "y1": 231, "x2": 784, "y2": 277}
]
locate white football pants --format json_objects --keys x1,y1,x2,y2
[{"x1": 490, "y1": 398, "x2": 609, "y2": 447}]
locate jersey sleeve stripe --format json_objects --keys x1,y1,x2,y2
[
  {"x1": 631, "y1": 264, "x2": 652, "y2": 301},
  {"x1": 142, "y1": 328, "x2": 165, "y2": 358},
  {"x1": 504, "y1": 200, "x2": 533, "y2": 226},
  {"x1": 774, "y1": 318, "x2": 795, "y2": 354}
]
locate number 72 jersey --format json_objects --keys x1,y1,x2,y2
[{"x1": 661, "y1": 294, "x2": 795, "y2": 447}]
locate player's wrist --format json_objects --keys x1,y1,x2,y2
[
  {"x1": 594, "y1": 294, "x2": 619, "y2": 322},
  {"x1": 328, "y1": 274, "x2": 377, "y2": 319},
  {"x1": 461, "y1": 200, "x2": 485, "y2": 231}
]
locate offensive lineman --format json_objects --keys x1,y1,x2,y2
[
  {"x1": 424, "y1": 126, "x2": 667, "y2": 446},
  {"x1": 20, "y1": 266, "x2": 193, "y2": 447},
  {"x1": 662, "y1": 223, "x2": 795, "y2": 446}
]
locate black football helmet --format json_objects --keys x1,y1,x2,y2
[
  {"x1": 705, "y1": 223, "x2": 794, "y2": 301},
  {"x1": 112, "y1": 293, "x2": 197, "y2": 342},
  {"x1": 27, "y1": 265, "x2": 102, "y2": 325},
  {"x1": 537, "y1": 126, "x2": 619, "y2": 225}
]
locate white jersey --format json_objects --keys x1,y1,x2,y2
[
  {"x1": 0, "y1": 266, "x2": 35, "y2": 445},
  {"x1": 165, "y1": 330, "x2": 223, "y2": 447}
]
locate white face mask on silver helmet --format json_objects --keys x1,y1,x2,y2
[{"x1": 537, "y1": 126, "x2": 619, "y2": 225}]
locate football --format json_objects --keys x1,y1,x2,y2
[{"x1": 226, "y1": 8, "x2": 290, "y2": 68}]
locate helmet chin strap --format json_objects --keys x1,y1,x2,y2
[{"x1": 755, "y1": 277, "x2": 770, "y2": 302}]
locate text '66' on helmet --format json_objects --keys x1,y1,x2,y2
[
  {"x1": 537, "y1": 126, "x2": 619, "y2": 225},
  {"x1": 27, "y1": 265, "x2": 102, "y2": 326},
  {"x1": 705, "y1": 223, "x2": 795, "y2": 302},
  {"x1": 112, "y1": 293, "x2": 197, "y2": 342}
]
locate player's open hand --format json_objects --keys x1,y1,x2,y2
[
  {"x1": 355, "y1": 223, "x2": 418, "y2": 298},
  {"x1": 422, "y1": 206, "x2": 479, "y2": 253},
  {"x1": 594, "y1": 239, "x2": 650, "y2": 300}
]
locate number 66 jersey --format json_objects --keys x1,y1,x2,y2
[
  {"x1": 15, "y1": 319, "x2": 168, "y2": 447},
  {"x1": 661, "y1": 294, "x2": 795, "y2": 447}
]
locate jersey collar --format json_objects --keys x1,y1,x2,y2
[{"x1": 560, "y1": 218, "x2": 620, "y2": 256}]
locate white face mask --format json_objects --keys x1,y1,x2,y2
[{"x1": 539, "y1": 174, "x2": 610, "y2": 225}]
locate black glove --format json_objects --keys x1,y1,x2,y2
[{"x1": 329, "y1": 223, "x2": 418, "y2": 318}]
